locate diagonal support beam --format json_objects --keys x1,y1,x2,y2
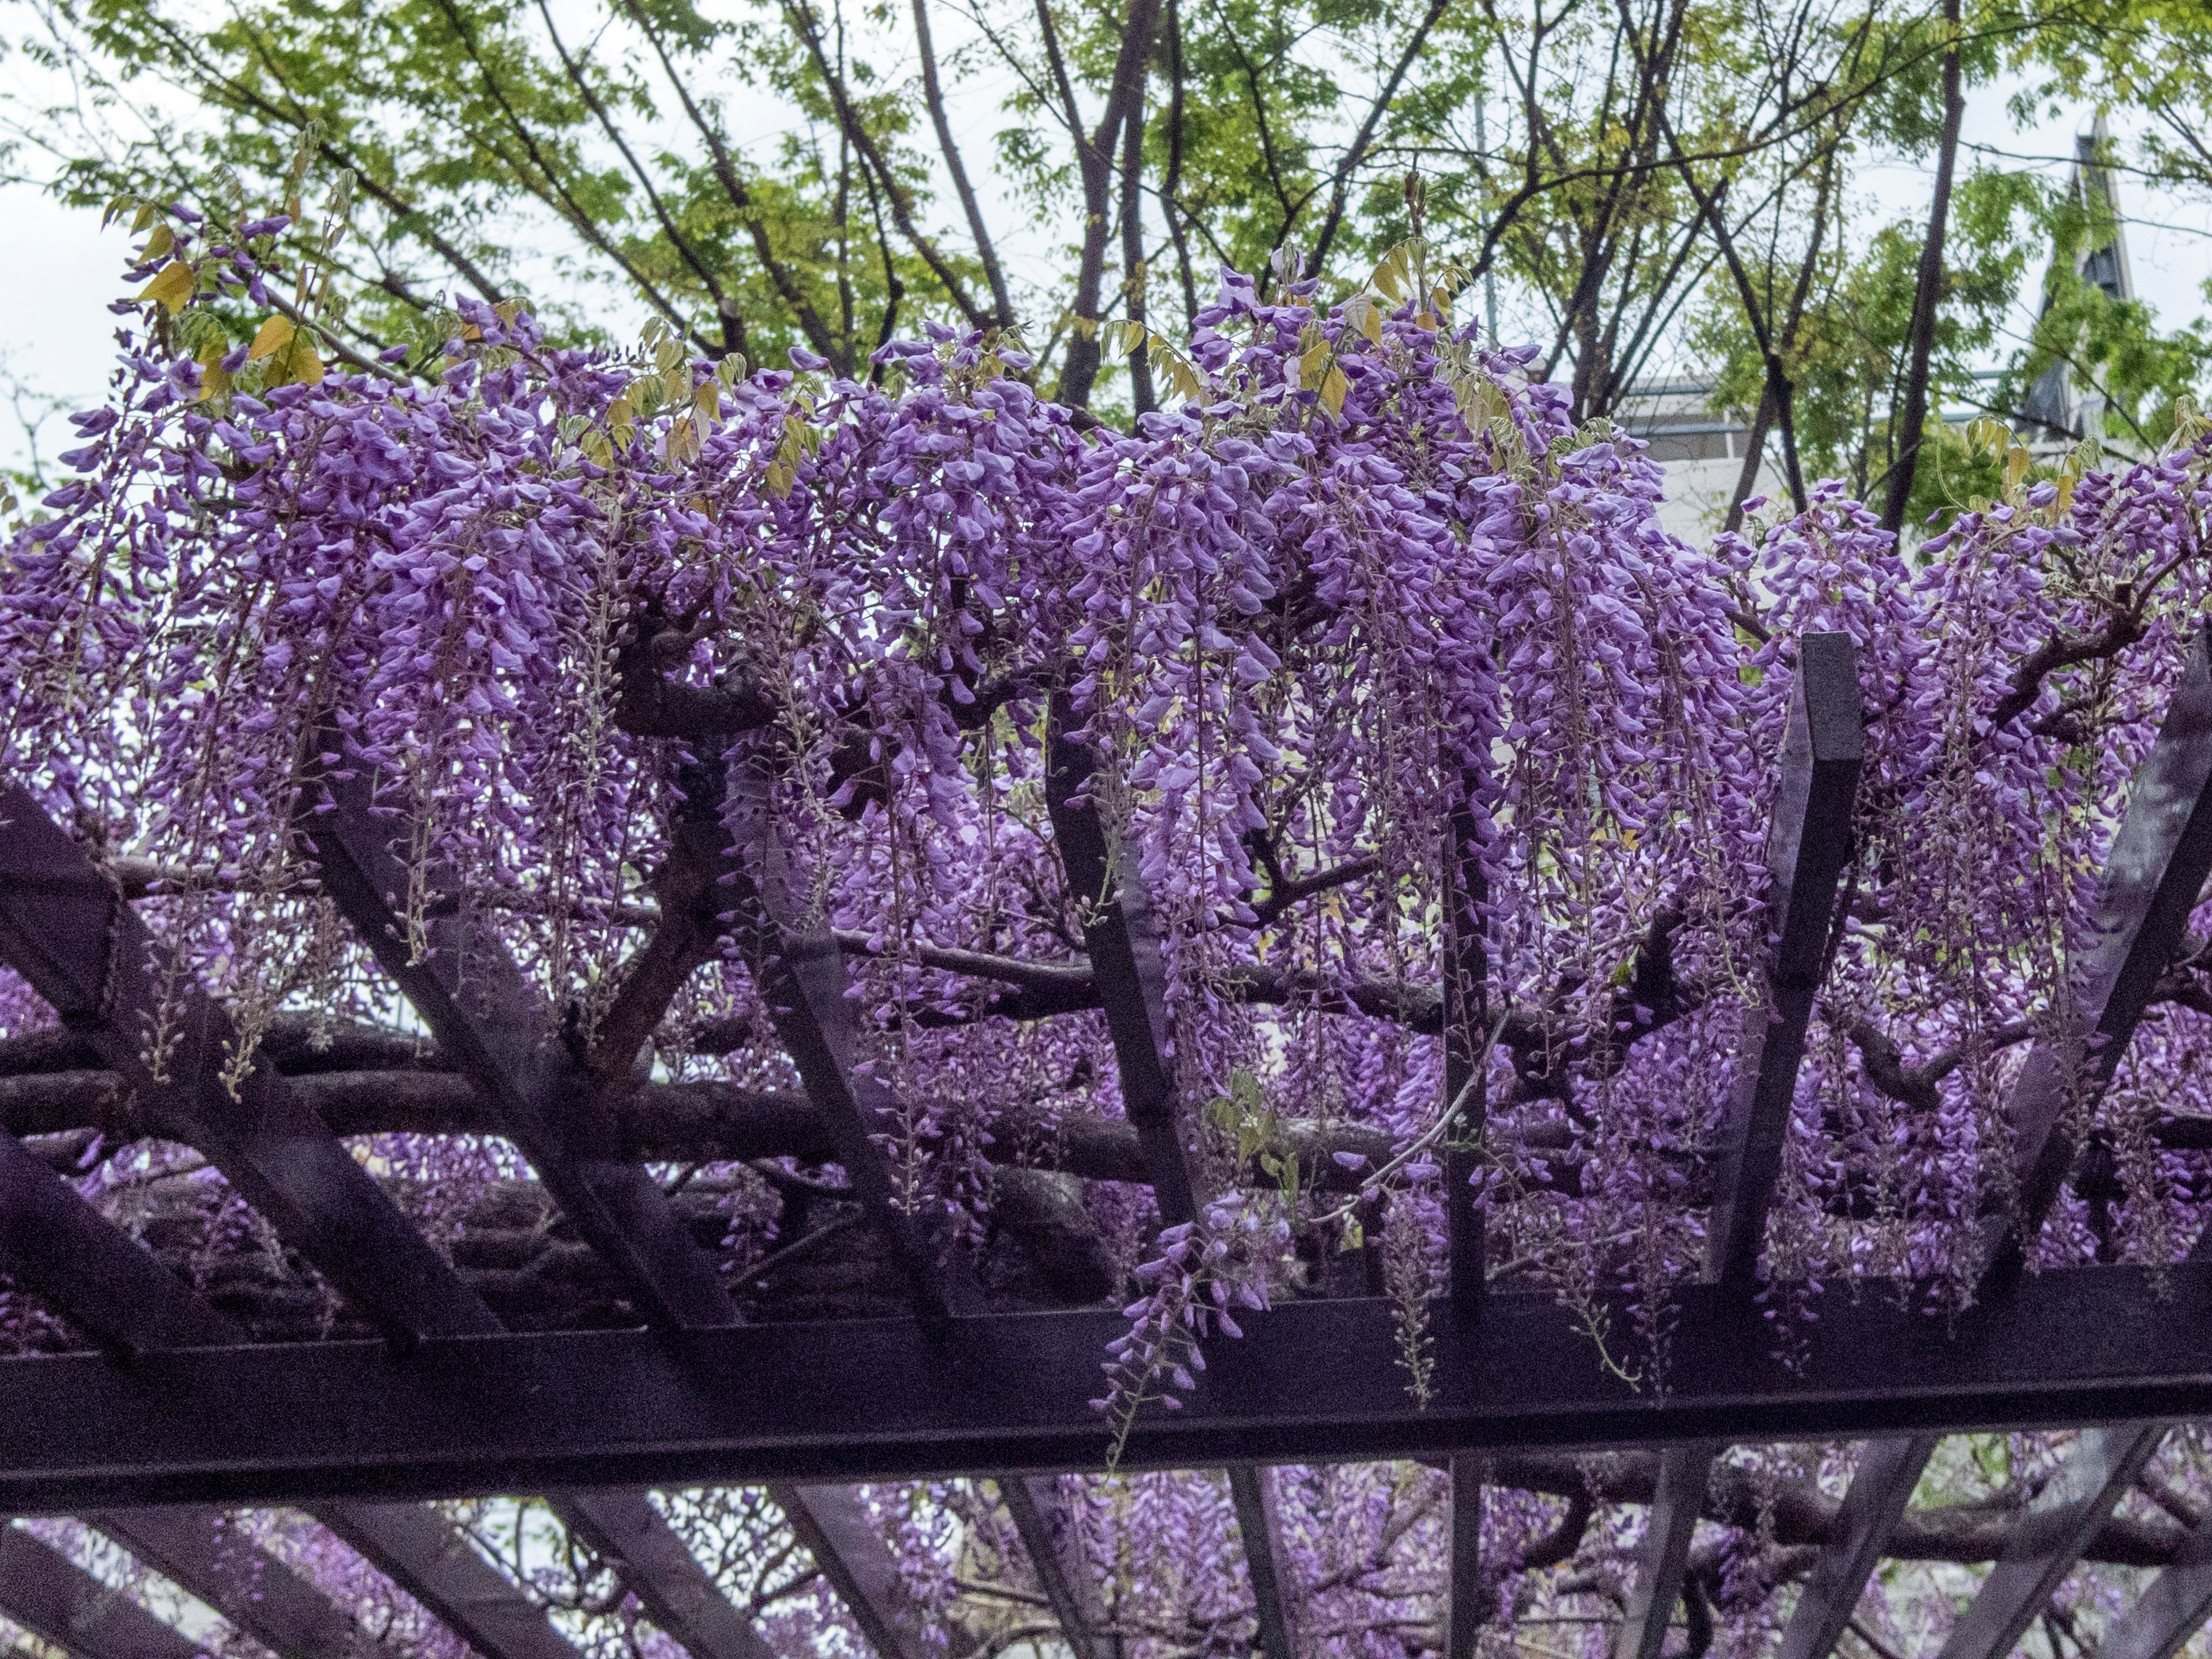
[
  {"x1": 1043, "y1": 706, "x2": 1294, "y2": 1659},
  {"x1": 0, "y1": 785, "x2": 764, "y2": 1659},
  {"x1": 0, "y1": 1526, "x2": 206, "y2": 1659},
  {"x1": 0, "y1": 1075, "x2": 582, "y2": 1659},
  {"x1": 306, "y1": 764, "x2": 918, "y2": 1659},
  {"x1": 557, "y1": 1491, "x2": 779, "y2": 1659},
  {"x1": 1932, "y1": 1423, "x2": 2165, "y2": 1659},
  {"x1": 1775, "y1": 1434, "x2": 1939, "y2": 1659},
  {"x1": 298, "y1": 762, "x2": 734, "y2": 1332},
  {"x1": 86, "y1": 1506, "x2": 386, "y2": 1659},
  {"x1": 721, "y1": 760, "x2": 980, "y2": 1320},
  {"x1": 2092, "y1": 1530, "x2": 2212, "y2": 1659},
  {"x1": 1003, "y1": 1476, "x2": 1110, "y2": 1659},
  {"x1": 768, "y1": 1484, "x2": 933, "y2": 1659},
  {"x1": 317, "y1": 1503, "x2": 582, "y2": 1659},
  {"x1": 1780, "y1": 620, "x2": 2212, "y2": 1659},
  {"x1": 1615, "y1": 634, "x2": 1862, "y2": 1659},
  {"x1": 0, "y1": 782, "x2": 499, "y2": 1346},
  {"x1": 1982, "y1": 619, "x2": 2212, "y2": 1288}
]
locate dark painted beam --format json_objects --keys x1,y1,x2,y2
[
  {"x1": 556, "y1": 1491, "x2": 778, "y2": 1659},
  {"x1": 1003, "y1": 1476, "x2": 1111, "y2": 1659},
  {"x1": 1612, "y1": 1443, "x2": 1717, "y2": 1659},
  {"x1": 9, "y1": 1267, "x2": 2212, "y2": 1510},
  {"x1": 1042, "y1": 702, "x2": 1200, "y2": 1231},
  {"x1": 722, "y1": 762, "x2": 980, "y2": 1320},
  {"x1": 2093, "y1": 1532, "x2": 2212, "y2": 1659},
  {"x1": 1931, "y1": 1423, "x2": 2165, "y2": 1659},
  {"x1": 298, "y1": 763, "x2": 734, "y2": 1332},
  {"x1": 1043, "y1": 706, "x2": 1294, "y2": 1659},
  {"x1": 1984, "y1": 620, "x2": 2212, "y2": 1289},
  {"x1": 767, "y1": 1485, "x2": 933, "y2": 1659},
  {"x1": 1445, "y1": 1456, "x2": 1483, "y2": 1659},
  {"x1": 0, "y1": 783, "x2": 498, "y2": 1346},
  {"x1": 316, "y1": 1503, "x2": 581, "y2": 1659},
  {"x1": 1226, "y1": 1468, "x2": 1299, "y2": 1659},
  {"x1": 0, "y1": 1527, "x2": 206, "y2": 1659},
  {"x1": 1778, "y1": 622, "x2": 2212, "y2": 1659},
  {"x1": 1615, "y1": 635, "x2": 1861, "y2": 1659},
  {"x1": 0, "y1": 802, "x2": 759, "y2": 1659},
  {"x1": 87, "y1": 1507, "x2": 386, "y2": 1659},
  {"x1": 1774, "y1": 1434, "x2": 1938, "y2": 1659}
]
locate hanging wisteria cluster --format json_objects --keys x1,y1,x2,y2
[{"x1": 7, "y1": 208, "x2": 2212, "y2": 1659}]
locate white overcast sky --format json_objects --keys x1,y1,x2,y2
[{"x1": 1, "y1": 40, "x2": 2207, "y2": 479}]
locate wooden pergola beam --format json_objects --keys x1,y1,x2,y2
[
  {"x1": 1445, "y1": 1456, "x2": 1484, "y2": 1659},
  {"x1": 722, "y1": 760, "x2": 980, "y2": 1320},
  {"x1": 1044, "y1": 704, "x2": 1297, "y2": 1659},
  {"x1": 0, "y1": 783, "x2": 499, "y2": 1347},
  {"x1": 1778, "y1": 621, "x2": 2212, "y2": 1659},
  {"x1": 1003, "y1": 1476, "x2": 1111, "y2": 1659},
  {"x1": 1931, "y1": 1423, "x2": 2165, "y2": 1659},
  {"x1": 0, "y1": 1081, "x2": 580, "y2": 1659},
  {"x1": 0, "y1": 786, "x2": 770, "y2": 1659},
  {"x1": 2091, "y1": 1533, "x2": 2212, "y2": 1659},
  {"x1": 316, "y1": 1503, "x2": 583, "y2": 1659},
  {"x1": 86, "y1": 1506, "x2": 386, "y2": 1659},
  {"x1": 7, "y1": 1264, "x2": 2212, "y2": 1510},
  {"x1": 0, "y1": 1527, "x2": 206, "y2": 1659},
  {"x1": 1614, "y1": 634, "x2": 1862, "y2": 1659},
  {"x1": 768, "y1": 1484, "x2": 935, "y2": 1659},
  {"x1": 297, "y1": 761, "x2": 735, "y2": 1332}
]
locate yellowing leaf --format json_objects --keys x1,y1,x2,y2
[
  {"x1": 267, "y1": 335, "x2": 324, "y2": 388},
  {"x1": 141, "y1": 224, "x2": 175, "y2": 263},
  {"x1": 247, "y1": 314, "x2": 296, "y2": 361},
  {"x1": 494, "y1": 300, "x2": 522, "y2": 326},
  {"x1": 138, "y1": 261, "x2": 196, "y2": 314},
  {"x1": 1320, "y1": 365, "x2": 1348, "y2": 418},
  {"x1": 2005, "y1": 444, "x2": 2031, "y2": 494},
  {"x1": 128, "y1": 202, "x2": 159, "y2": 234}
]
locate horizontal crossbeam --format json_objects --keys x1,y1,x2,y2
[{"x1": 7, "y1": 1267, "x2": 2212, "y2": 1510}]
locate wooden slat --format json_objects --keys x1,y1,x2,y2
[
  {"x1": 1615, "y1": 634, "x2": 1862, "y2": 1659},
  {"x1": 87, "y1": 1506, "x2": 385, "y2": 1659},
  {"x1": 721, "y1": 760, "x2": 980, "y2": 1319},
  {"x1": 555, "y1": 1491, "x2": 779, "y2": 1659},
  {"x1": 1612, "y1": 1442, "x2": 1715, "y2": 1659},
  {"x1": 1444, "y1": 1455, "x2": 1484, "y2": 1659},
  {"x1": 1226, "y1": 1468, "x2": 1298, "y2": 1659},
  {"x1": 0, "y1": 1131, "x2": 233, "y2": 1356},
  {"x1": 298, "y1": 763, "x2": 734, "y2": 1332},
  {"x1": 1983, "y1": 619, "x2": 2212, "y2": 1286},
  {"x1": 1703, "y1": 631, "x2": 1863, "y2": 1289},
  {"x1": 2091, "y1": 1535, "x2": 2212, "y2": 1659},
  {"x1": 1933, "y1": 1423, "x2": 2165, "y2": 1659},
  {"x1": 1041, "y1": 703, "x2": 1200, "y2": 1229},
  {"x1": 1042, "y1": 707, "x2": 1294, "y2": 1659},
  {"x1": 317, "y1": 1503, "x2": 582, "y2": 1659},
  {"x1": 1775, "y1": 1434, "x2": 1938, "y2": 1659},
  {"x1": 0, "y1": 783, "x2": 499, "y2": 1346},
  {"x1": 1779, "y1": 622, "x2": 2212, "y2": 1659},
  {"x1": 0, "y1": 1527, "x2": 206, "y2": 1659},
  {"x1": 1003, "y1": 1476, "x2": 1109, "y2": 1659},
  {"x1": 767, "y1": 1485, "x2": 933, "y2": 1659},
  {"x1": 0, "y1": 785, "x2": 765, "y2": 1659}
]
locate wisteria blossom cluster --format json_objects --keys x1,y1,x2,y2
[{"x1": 8, "y1": 209, "x2": 2212, "y2": 1659}]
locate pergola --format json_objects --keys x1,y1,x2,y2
[{"x1": 5, "y1": 611, "x2": 2212, "y2": 1659}]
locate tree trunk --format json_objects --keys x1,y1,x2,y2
[{"x1": 1880, "y1": 0, "x2": 1965, "y2": 536}]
